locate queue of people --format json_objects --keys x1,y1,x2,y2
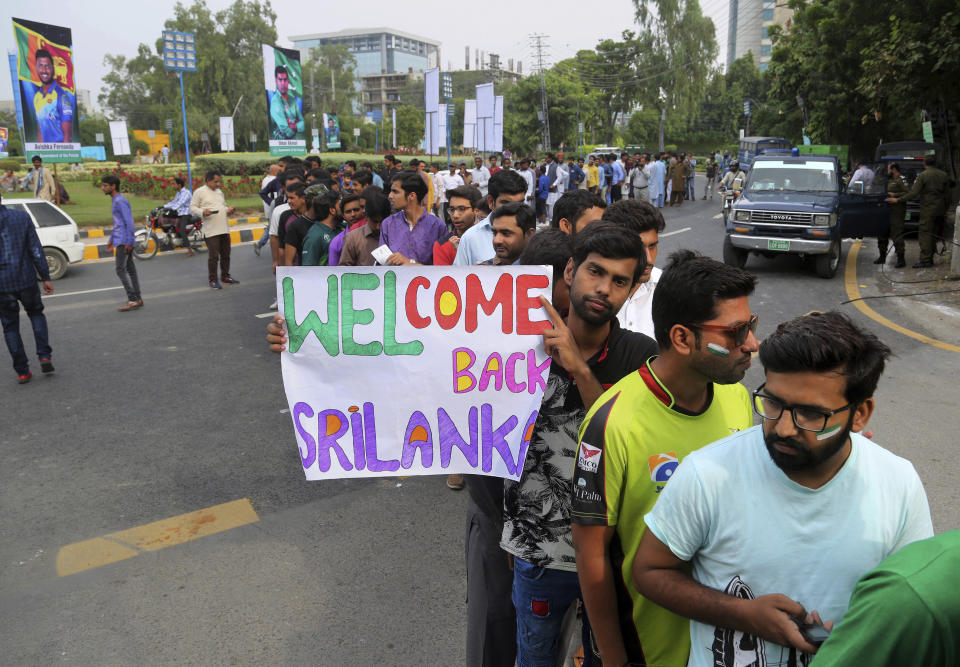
[
  {"x1": 255, "y1": 155, "x2": 945, "y2": 667},
  {"x1": 1, "y1": 146, "x2": 953, "y2": 664}
]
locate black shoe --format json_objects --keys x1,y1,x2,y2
[
  {"x1": 873, "y1": 256, "x2": 885, "y2": 264},
  {"x1": 912, "y1": 260, "x2": 934, "y2": 269},
  {"x1": 895, "y1": 256, "x2": 906, "y2": 268},
  {"x1": 40, "y1": 357, "x2": 54, "y2": 373}
]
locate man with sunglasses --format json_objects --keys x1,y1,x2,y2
[
  {"x1": 634, "y1": 310, "x2": 932, "y2": 667},
  {"x1": 572, "y1": 250, "x2": 757, "y2": 667}
]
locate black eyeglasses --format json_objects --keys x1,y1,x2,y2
[
  {"x1": 752, "y1": 383, "x2": 854, "y2": 432},
  {"x1": 688, "y1": 314, "x2": 759, "y2": 347}
]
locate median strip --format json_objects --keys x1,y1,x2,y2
[{"x1": 55, "y1": 498, "x2": 259, "y2": 576}]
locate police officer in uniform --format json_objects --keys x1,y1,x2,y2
[
  {"x1": 888, "y1": 155, "x2": 951, "y2": 268},
  {"x1": 877, "y1": 162, "x2": 907, "y2": 267}
]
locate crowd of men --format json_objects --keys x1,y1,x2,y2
[
  {"x1": 0, "y1": 142, "x2": 955, "y2": 663},
  {"x1": 256, "y1": 151, "x2": 953, "y2": 667}
]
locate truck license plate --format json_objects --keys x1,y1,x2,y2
[{"x1": 767, "y1": 239, "x2": 790, "y2": 251}]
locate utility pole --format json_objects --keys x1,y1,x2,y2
[{"x1": 530, "y1": 33, "x2": 551, "y2": 152}]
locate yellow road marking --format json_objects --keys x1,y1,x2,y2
[
  {"x1": 844, "y1": 242, "x2": 960, "y2": 354},
  {"x1": 56, "y1": 498, "x2": 259, "y2": 577}
]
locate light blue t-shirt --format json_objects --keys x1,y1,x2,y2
[
  {"x1": 453, "y1": 214, "x2": 494, "y2": 266},
  {"x1": 645, "y1": 426, "x2": 933, "y2": 667}
]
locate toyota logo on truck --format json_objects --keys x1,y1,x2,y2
[{"x1": 771, "y1": 214, "x2": 793, "y2": 220}]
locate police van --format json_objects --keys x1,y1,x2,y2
[{"x1": 723, "y1": 154, "x2": 889, "y2": 278}]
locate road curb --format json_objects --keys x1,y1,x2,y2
[
  {"x1": 78, "y1": 215, "x2": 265, "y2": 238},
  {"x1": 80, "y1": 226, "x2": 267, "y2": 261}
]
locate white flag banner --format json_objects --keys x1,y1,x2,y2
[
  {"x1": 109, "y1": 120, "x2": 130, "y2": 156},
  {"x1": 493, "y1": 96, "x2": 504, "y2": 153},
  {"x1": 463, "y1": 99, "x2": 477, "y2": 149},
  {"x1": 276, "y1": 266, "x2": 553, "y2": 481},
  {"x1": 476, "y1": 83, "x2": 495, "y2": 152},
  {"x1": 438, "y1": 104, "x2": 447, "y2": 148},
  {"x1": 219, "y1": 116, "x2": 235, "y2": 151},
  {"x1": 424, "y1": 67, "x2": 440, "y2": 113}
]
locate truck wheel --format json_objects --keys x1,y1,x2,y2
[
  {"x1": 45, "y1": 248, "x2": 68, "y2": 280},
  {"x1": 815, "y1": 241, "x2": 841, "y2": 278},
  {"x1": 722, "y1": 236, "x2": 748, "y2": 269}
]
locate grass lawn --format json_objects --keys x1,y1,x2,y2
[{"x1": 4, "y1": 185, "x2": 264, "y2": 227}]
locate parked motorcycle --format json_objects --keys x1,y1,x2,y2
[{"x1": 134, "y1": 207, "x2": 205, "y2": 260}]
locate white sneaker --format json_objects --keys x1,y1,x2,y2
[{"x1": 269, "y1": 300, "x2": 278, "y2": 310}]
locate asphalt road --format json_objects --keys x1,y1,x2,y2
[{"x1": 2, "y1": 186, "x2": 958, "y2": 665}]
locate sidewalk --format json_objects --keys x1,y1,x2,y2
[
  {"x1": 845, "y1": 239, "x2": 960, "y2": 350},
  {"x1": 79, "y1": 216, "x2": 267, "y2": 260}
]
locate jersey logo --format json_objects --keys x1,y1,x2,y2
[
  {"x1": 578, "y1": 443, "x2": 602, "y2": 473},
  {"x1": 648, "y1": 452, "x2": 678, "y2": 492}
]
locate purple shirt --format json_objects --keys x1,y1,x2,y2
[
  {"x1": 378, "y1": 210, "x2": 448, "y2": 265},
  {"x1": 110, "y1": 193, "x2": 136, "y2": 247},
  {"x1": 327, "y1": 229, "x2": 347, "y2": 266}
]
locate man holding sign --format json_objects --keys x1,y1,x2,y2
[{"x1": 501, "y1": 223, "x2": 658, "y2": 666}]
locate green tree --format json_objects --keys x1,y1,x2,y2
[
  {"x1": 631, "y1": 0, "x2": 717, "y2": 138},
  {"x1": 301, "y1": 43, "x2": 358, "y2": 120},
  {"x1": 504, "y1": 71, "x2": 588, "y2": 155},
  {"x1": 394, "y1": 105, "x2": 424, "y2": 147},
  {"x1": 554, "y1": 31, "x2": 658, "y2": 145},
  {"x1": 766, "y1": 0, "x2": 935, "y2": 160},
  {"x1": 856, "y1": 2, "x2": 960, "y2": 168},
  {"x1": 100, "y1": 0, "x2": 277, "y2": 153}
]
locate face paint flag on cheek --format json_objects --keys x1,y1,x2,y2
[
  {"x1": 816, "y1": 423, "x2": 843, "y2": 440},
  {"x1": 707, "y1": 342, "x2": 730, "y2": 357}
]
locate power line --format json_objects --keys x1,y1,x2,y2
[{"x1": 530, "y1": 33, "x2": 551, "y2": 151}]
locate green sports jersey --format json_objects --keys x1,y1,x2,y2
[
  {"x1": 572, "y1": 358, "x2": 753, "y2": 666},
  {"x1": 301, "y1": 220, "x2": 344, "y2": 266},
  {"x1": 811, "y1": 530, "x2": 960, "y2": 667}
]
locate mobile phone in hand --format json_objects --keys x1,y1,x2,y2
[
  {"x1": 792, "y1": 618, "x2": 830, "y2": 647},
  {"x1": 208, "y1": 210, "x2": 219, "y2": 214}
]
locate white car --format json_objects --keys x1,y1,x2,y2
[{"x1": 3, "y1": 198, "x2": 86, "y2": 279}]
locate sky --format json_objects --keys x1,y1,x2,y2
[{"x1": 3, "y1": 0, "x2": 641, "y2": 112}]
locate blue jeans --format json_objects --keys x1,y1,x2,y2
[
  {"x1": 0, "y1": 283, "x2": 51, "y2": 374},
  {"x1": 512, "y1": 557, "x2": 581, "y2": 667}
]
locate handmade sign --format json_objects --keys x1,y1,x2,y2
[{"x1": 278, "y1": 266, "x2": 553, "y2": 481}]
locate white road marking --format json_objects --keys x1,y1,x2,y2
[
  {"x1": 661, "y1": 227, "x2": 691, "y2": 237},
  {"x1": 45, "y1": 285, "x2": 122, "y2": 299},
  {"x1": 712, "y1": 213, "x2": 723, "y2": 219}
]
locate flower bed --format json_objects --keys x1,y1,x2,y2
[{"x1": 89, "y1": 164, "x2": 260, "y2": 198}]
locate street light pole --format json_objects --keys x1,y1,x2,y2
[
  {"x1": 178, "y1": 71, "x2": 192, "y2": 189},
  {"x1": 162, "y1": 30, "x2": 197, "y2": 190}
]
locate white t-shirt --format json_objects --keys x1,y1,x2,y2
[
  {"x1": 269, "y1": 202, "x2": 290, "y2": 236},
  {"x1": 616, "y1": 266, "x2": 662, "y2": 339},
  {"x1": 441, "y1": 172, "x2": 464, "y2": 192},
  {"x1": 645, "y1": 427, "x2": 933, "y2": 667},
  {"x1": 470, "y1": 166, "x2": 490, "y2": 196}
]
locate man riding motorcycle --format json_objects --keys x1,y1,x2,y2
[
  {"x1": 163, "y1": 178, "x2": 196, "y2": 257},
  {"x1": 719, "y1": 161, "x2": 746, "y2": 191}
]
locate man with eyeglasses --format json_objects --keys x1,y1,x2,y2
[
  {"x1": 571, "y1": 250, "x2": 757, "y2": 667},
  {"x1": 634, "y1": 310, "x2": 932, "y2": 667}
]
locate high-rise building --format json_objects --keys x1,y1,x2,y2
[
  {"x1": 701, "y1": 0, "x2": 794, "y2": 71},
  {"x1": 289, "y1": 28, "x2": 440, "y2": 77}
]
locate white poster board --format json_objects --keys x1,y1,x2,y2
[
  {"x1": 277, "y1": 266, "x2": 553, "y2": 481},
  {"x1": 463, "y1": 99, "x2": 477, "y2": 149},
  {"x1": 476, "y1": 83, "x2": 495, "y2": 152},
  {"x1": 423, "y1": 68, "x2": 440, "y2": 154},
  {"x1": 438, "y1": 104, "x2": 447, "y2": 148},
  {"x1": 493, "y1": 96, "x2": 504, "y2": 153},
  {"x1": 219, "y1": 116, "x2": 235, "y2": 151},
  {"x1": 109, "y1": 120, "x2": 130, "y2": 156}
]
